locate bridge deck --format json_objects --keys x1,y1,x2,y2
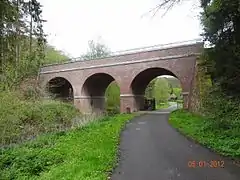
[{"x1": 40, "y1": 39, "x2": 203, "y2": 74}]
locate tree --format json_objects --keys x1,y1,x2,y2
[
  {"x1": 145, "y1": 77, "x2": 171, "y2": 103},
  {"x1": 145, "y1": 79, "x2": 157, "y2": 99},
  {"x1": 144, "y1": 0, "x2": 183, "y2": 17},
  {"x1": 200, "y1": 0, "x2": 240, "y2": 96},
  {"x1": 105, "y1": 81, "x2": 120, "y2": 114},
  {"x1": 173, "y1": 87, "x2": 182, "y2": 99},
  {"x1": 154, "y1": 77, "x2": 170, "y2": 103},
  {"x1": 44, "y1": 45, "x2": 69, "y2": 64},
  {"x1": 81, "y1": 40, "x2": 111, "y2": 60},
  {"x1": 0, "y1": 0, "x2": 46, "y2": 90}
]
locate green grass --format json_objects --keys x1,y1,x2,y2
[
  {"x1": 156, "y1": 102, "x2": 169, "y2": 109},
  {"x1": 169, "y1": 110, "x2": 240, "y2": 158},
  {"x1": 0, "y1": 114, "x2": 135, "y2": 180}
]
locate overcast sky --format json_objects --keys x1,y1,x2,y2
[{"x1": 39, "y1": 0, "x2": 202, "y2": 58}]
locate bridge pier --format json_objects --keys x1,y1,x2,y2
[
  {"x1": 74, "y1": 96, "x2": 106, "y2": 114},
  {"x1": 120, "y1": 95, "x2": 136, "y2": 113},
  {"x1": 182, "y1": 92, "x2": 190, "y2": 109},
  {"x1": 120, "y1": 94, "x2": 145, "y2": 113}
]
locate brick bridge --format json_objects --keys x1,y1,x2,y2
[{"x1": 38, "y1": 39, "x2": 203, "y2": 113}]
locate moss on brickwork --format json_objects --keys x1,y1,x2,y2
[{"x1": 189, "y1": 56, "x2": 212, "y2": 113}]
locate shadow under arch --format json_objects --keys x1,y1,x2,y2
[
  {"x1": 46, "y1": 77, "x2": 74, "y2": 102},
  {"x1": 130, "y1": 67, "x2": 182, "y2": 111},
  {"x1": 81, "y1": 73, "x2": 119, "y2": 112}
]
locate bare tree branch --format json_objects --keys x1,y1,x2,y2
[{"x1": 141, "y1": 0, "x2": 182, "y2": 19}]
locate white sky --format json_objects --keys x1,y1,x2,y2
[{"x1": 39, "y1": 0, "x2": 202, "y2": 58}]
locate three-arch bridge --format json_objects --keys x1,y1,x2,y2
[{"x1": 38, "y1": 39, "x2": 203, "y2": 113}]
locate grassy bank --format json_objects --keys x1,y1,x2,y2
[
  {"x1": 0, "y1": 91, "x2": 81, "y2": 146},
  {"x1": 169, "y1": 110, "x2": 240, "y2": 158},
  {"x1": 0, "y1": 114, "x2": 135, "y2": 180}
]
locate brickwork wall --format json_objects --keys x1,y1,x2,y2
[{"x1": 39, "y1": 43, "x2": 203, "y2": 113}]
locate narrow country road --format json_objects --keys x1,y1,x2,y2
[{"x1": 111, "y1": 108, "x2": 240, "y2": 180}]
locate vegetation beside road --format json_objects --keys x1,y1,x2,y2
[
  {"x1": 169, "y1": 110, "x2": 240, "y2": 158},
  {"x1": 0, "y1": 114, "x2": 135, "y2": 180},
  {"x1": 163, "y1": 0, "x2": 240, "y2": 161}
]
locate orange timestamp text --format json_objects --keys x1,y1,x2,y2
[{"x1": 188, "y1": 160, "x2": 224, "y2": 168}]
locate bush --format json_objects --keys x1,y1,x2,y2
[
  {"x1": 22, "y1": 86, "x2": 45, "y2": 100},
  {"x1": 0, "y1": 91, "x2": 80, "y2": 146},
  {"x1": 201, "y1": 86, "x2": 240, "y2": 130},
  {"x1": 106, "y1": 106, "x2": 120, "y2": 116}
]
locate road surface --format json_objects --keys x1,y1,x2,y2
[{"x1": 111, "y1": 108, "x2": 240, "y2": 180}]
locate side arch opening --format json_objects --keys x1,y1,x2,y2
[
  {"x1": 46, "y1": 77, "x2": 73, "y2": 102},
  {"x1": 130, "y1": 67, "x2": 183, "y2": 111},
  {"x1": 81, "y1": 73, "x2": 120, "y2": 114}
]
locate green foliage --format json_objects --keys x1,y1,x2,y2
[
  {"x1": 0, "y1": 135, "x2": 64, "y2": 179},
  {"x1": 0, "y1": 91, "x2": 80, "y2": 146},
  {"x1": 172, "y1": 88, "x2": 182, "y2": 99},
  {"x1": 105, "y1": 81, "x2": 120, "y2": 115},
  {"x1": 145, "y1": 77, "x2": 181, "y2": 104},
  {"x1": 0, "y1": 0, "x2": 46, "y2": 90},
  {"x1": 0, "y1": 114, "x2": 135, "y2": 180},
  {"x1": 169, "y1": 110, "x2": 240, "y2": 157},
  {"x1": 154, "y1": 77, "x2": 170, "y2": 103},
  {"x1": 0, "y1": 0, "x2": 75, "y2": 147},
  {"x1": 43, "y1": 45, "x2": 69, "y2": 65},
  {"x1": 145, "y1": 79, "x2": 157, "y2": 99},
  {"x1": 81, "y1": 40, "x2": 111, "y2": 60},
  {"x1": 0, "y1": 1, "x2": 70, "y2": 91},
  {"x1": 200, "y1": 0, "x2": 240, "y2": 96},
  {"x1": 201, "y1": 87, "x2": 240, "y2": 129}
]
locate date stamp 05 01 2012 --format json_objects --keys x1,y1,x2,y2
[{"x1": 188, "y1": 160, "x2": 225, "y2": 168}]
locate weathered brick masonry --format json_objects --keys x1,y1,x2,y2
[{"x1": 39, "y1": 40, "x2": 203, "y2": 113}]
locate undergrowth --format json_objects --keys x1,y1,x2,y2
[
  {"x1": 0, "y1": 114, "x2": 135, "y2": 180},
  {"x1": 0, "y1": 91, "x2": 81, "y2": 146},
  {"x1": 169, "y1": 109, "x2": 240, "y2": 158}
]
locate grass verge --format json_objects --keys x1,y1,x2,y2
[
  {"x1": 0, "y1": 114, "x2": 135, "y2": 180},
  {"x1": 169, "y1": 110, "x2": 240, "y2": 158}
]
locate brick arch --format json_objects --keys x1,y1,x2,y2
[
  {"x1": 80, "y1": 72, "x2": 119, "y2": 112},
  {"x1": 41, "y1": 74, "x2": 76, "y2": 93},
  {"x1": 130, "y1": 67, "x2": 181, "y2": 95},
  {"x1": 126, "y1": 67, "x2": 182, "y2": 111},
  {"x1": 81, "y1": 73, "x2": 117, "y2": 96},
  {"x1": 46, "y1": 76, "x2": 74, "y2": 101}
]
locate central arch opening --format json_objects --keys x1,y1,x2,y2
[
  {"x1": 131, "y1": 68, "x2": 183, "y2": 111},
  {"x1": 81, "y1": 73, "x2": 120, "y2": 114}
]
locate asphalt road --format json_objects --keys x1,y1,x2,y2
[{"x1": 111, "y1": 111, "x2": 240, "y2": 180}]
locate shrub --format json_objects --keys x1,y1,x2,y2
[
  {"x1": 106, "y1": 106, "x2": 120, "y2": 116},
  {"x1": 202, "y1": 86, "x2": 240, "y2": 130},
  {"x1": 0, "y1": 91, "x2": 80, "y2": 146}
]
